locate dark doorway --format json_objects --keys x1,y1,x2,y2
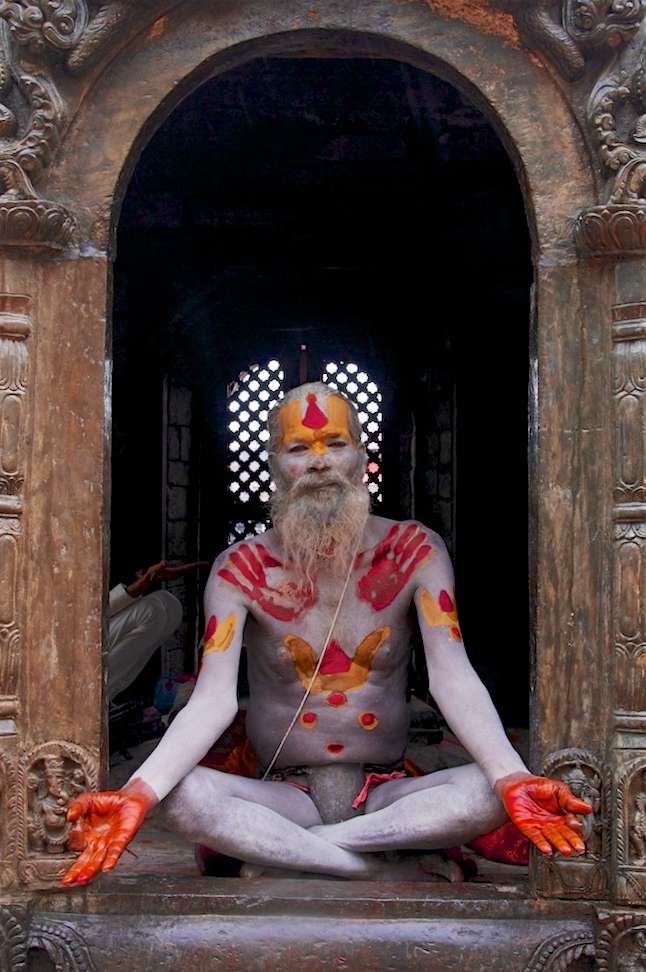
[{"x1": 111, "y1": 55, "x2": 531, "y2": 734}]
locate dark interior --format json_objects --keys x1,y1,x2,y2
[{"x1": 110, "y1": 55, "x2": 531, "y2": 730}]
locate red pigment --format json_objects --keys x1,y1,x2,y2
[
  {"x1": 301, "y1": 712, "x2": 317, "y2": 726},
  {"x1": 320, "y1": 641, "x2": 351, "y2": 675},
  {"x1": 303, "y1": 394, "x2": 328, "y2": 429},
  {"x1": 204, "y1": 615, "x2": 217, "y2": 641},
  {"x1": 360, "y1": 713, "x2": 376, "y2": 727},
  {"x1": 327, "y1": 692, "x2": 347, "y2": 707},
  {"x1": 439, "y1": 590, "x2": 455, "y2": 613},
  {"x1": 327, "y1": 743, "x2": 345, "y2": 755},
  {"x1": 451, "y1": 626, "x2": 462, "y2": 641}
]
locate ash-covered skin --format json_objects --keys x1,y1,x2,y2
[{"x1": 62, "y1": 384, "x2": 591, "y2": 887}]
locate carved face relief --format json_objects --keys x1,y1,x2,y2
[
  {"x1": 356, "y1": 523, "x2": 435, "y2": 611},
  {"x1": 420, "y1": 586, "x2": 463, "y2": 643},
  {"x1": 284, "y1": 628, "x2": 390, "y2": 695},
  {"x1": 218, "y1": 542, "x2": 317, "y2": 621}
]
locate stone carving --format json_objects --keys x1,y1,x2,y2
[
  {"x1": 0, "y1": 296, "x2": 29, "y2": 703},
  {"x1": 575, "y1": 23, "x2": 646, "y2": 252},
  {"x1": 0, "y1": 905, "x2": 27, "y2": 972},
  {"x1": 497, "y1": 0, "x2": 646, "y2": 80},
  {"x1": 576, "y1": 204, "x2": 646, "y2": 254},
  {"x1": 525, "y1": 930, "x2": 596, "y2": 971},
  {"x1": 0, "y1": 0, "x2": 139, "y2": 74},
  {"x1": 0, "y1": 751, "x2": 19, "y2": 889},
  {"x1": 0, "y1": 1, "x2": 89, "y2": 54},
  {"x1": 28, "y1": 918, "x2": 97, "y2": 972},
  {"x1": 535, "y1": 749, "x2": 608, "y2": 899},
  {"x1": 597, "y1": 911, "x2": 646, "y2": 970},
  {"x1": 630, "y1": 774, "x2": 646, "y2": 863},
  {"x1": 616, "y1": 755, "x2": 646, "y2": 903},
  {"x1": 25, "y1": 746, "x2": 92, "y2": 854}
]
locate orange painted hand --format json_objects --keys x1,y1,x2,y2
[
  {"x1": 495, "y1": 773, "x2": 592, "y2": 857},
  {"x1": 61, "y1": 784, "x2": 154, "y2": 887}
]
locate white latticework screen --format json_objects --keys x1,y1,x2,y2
[
  {"x1": 322, "y1": 361, "x2": 383, "y2": 503},
  {"x1": 226, "y1": 360, "x2": 285, "y2": 543}
]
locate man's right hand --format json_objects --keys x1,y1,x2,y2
[
  {"x1": 62, "y1": 781, "x2": 157, "y2": 887},
  {"x1": 127, "y1": 559, "x2": 209, "y2": 599}
]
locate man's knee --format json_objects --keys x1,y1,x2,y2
[
  {"x1": 160, "y1": 766, "x2": 229, "y2": 831},
  {"x1": 147, "y1": 590, "x2": 182, "y2": 637}
]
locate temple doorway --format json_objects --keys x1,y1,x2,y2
[{"x1": 108, "y1": 54, "x2": 531, "y2": 873}]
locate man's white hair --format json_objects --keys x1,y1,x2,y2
[{"x1": 267, "y1": 381, "x2": 364, "y2": 455}]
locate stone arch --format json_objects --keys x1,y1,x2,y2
[
  {"x1": 0, "y1": 1, "x2": 616, "y2": 907},
  {"x1": 44, "y1": 7, "x2": 595, "y2": 253}
]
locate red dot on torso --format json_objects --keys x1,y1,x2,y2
[
  {"x1": 326, "y1": 692, "x2": 347, "y2": 707},
  {"x1": 360, "y1": 713, "x2": 377, "y2": 727},
  {"x1": 301, "y1": 712, "x2": 317, "y2": 725},
  {"x1": 327, "y1": 743, "x2": 345, "y2": 755}
]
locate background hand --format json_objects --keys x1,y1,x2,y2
[
  {"x1": 61, "y1": 789, "x2": 150, "y2": 886},
  {"x1": 127, "y1": 559, "x2": 209, "y2": 598},
  {"x1": 496, "y1": 773, "x2": 592, "y2": 857}
]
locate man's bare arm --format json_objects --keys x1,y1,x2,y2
[
  {"x1": 413, "y1": 529, "x2": 590, "y2": 856},
  {"x1": 413, "y1": 532, "x2": 527, "y2": 787},
  {"x1": 62, "y1": 552, "x2": 247, "y2": 885}
]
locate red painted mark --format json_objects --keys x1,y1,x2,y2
[
  {"x1": 218, "y1": 542, "x2": 315, "y2": 622},
  {"x1": 327, "y1": 743, "x2": 345, "y2": 756},
  {"x1": 301, "y1": 712, "x2": 317, "y2": 729},
  {"x1": 439, "y1": 589, "x2": 455, "y2": 613},
  {"x1": 205, "y1": 615, "x2": 217, "y2": 642},
  {"x1": 303, "y1": 393, "x2": 328, "y2": 430},
  {"x1": 356, "y1": 523, "x2": 433, "y2": 610},
  {"x1": 320, "y1": 640, "x2": 351, "y2": 675},
  {"x1": 450, "y1": 626, "x2": 462, "y2": 641},
  {"x1": 360, "y1": 713, "x2": 377, "y2": 727},
  {"x1": 326, "y1": 691, "x2": 348, "y2": 707}
]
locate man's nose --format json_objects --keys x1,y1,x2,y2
[{"x1": 308, "y1": 451, "x2": 330, "y2": 470}]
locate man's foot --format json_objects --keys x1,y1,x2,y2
[{"x1": 239, "y1": 853, "x2": 465, "y2": 882}]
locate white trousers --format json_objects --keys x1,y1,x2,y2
[{"x1": 107, "y1": 590, "x2": 183, "y2": 701}]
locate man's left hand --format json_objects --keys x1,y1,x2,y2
[{"x1": 495, "y1": 772, "x2": 592, "y2": 857}]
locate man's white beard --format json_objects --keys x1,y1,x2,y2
[{"x1": 270, "y1": 474, "x2": 370, "y2": 587}]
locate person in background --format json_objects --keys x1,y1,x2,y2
[{"x1": 107, "y1": 559, "x2": 207, "y2": 701}]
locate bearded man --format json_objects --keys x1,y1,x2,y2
[{"x1": 63, "y1": 383, "x2": 591, "y2": 886}]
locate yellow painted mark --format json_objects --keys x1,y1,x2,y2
[{"x1": 203, "y1": 612, "x2": 237, "y2": 655}]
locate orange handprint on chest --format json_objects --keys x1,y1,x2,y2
[
  {"x1": 218, "y1": 542, "x2": 316, "y2": 622},
  {"x1": 284, "y1": 628, "x2": 390, "y2": 695},
  {"x1": 356, "y1": 524, "x2": 434, "y2": 610}
]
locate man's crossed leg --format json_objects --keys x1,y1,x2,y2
[{"x1": 159, "y1": 762, "x2": 508, "y2": 879}]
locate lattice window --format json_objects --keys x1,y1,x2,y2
[
  {"x1": 322, "y1": 361, "x2": 383, "y2": 503},
  {"x1": 227, "y1": 360, "x2": 285, "y2": 543}
]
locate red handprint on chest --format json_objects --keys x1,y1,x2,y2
[
  {"x1": 356, "y1": 523, "x2": 434, "y2": 610},
  {"x1": 218, "y1": 543, "x2": 317, "y2": 622}
]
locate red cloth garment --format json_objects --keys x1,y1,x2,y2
[{"x1": 351, "y1": 771, "x2": 407, "y2": 809}]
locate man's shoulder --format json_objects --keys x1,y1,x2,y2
[
  {"x1": 211, "y1": 528, "x2": 282, "y2": 568},
  {"x1": 366, "y1": 514, "x2": 447, "y2": 552}
]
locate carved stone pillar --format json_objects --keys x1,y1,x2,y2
[
  {"x1": 574, "y1": 217, "x2": 646, "y2": 906},
  {"x1": 610, "y1": 271, "x2": 646, "y2": 906},
  {"x1": 0, "y1": 294, "x2": 30, "y2": 892}
]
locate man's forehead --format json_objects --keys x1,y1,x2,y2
[{"x1": 278, "y1": 391, "x2": 351, "y2": 439}]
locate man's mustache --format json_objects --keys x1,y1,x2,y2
[{"x1": 290, "y1": 474, "x2": 348, "y2": 495}]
